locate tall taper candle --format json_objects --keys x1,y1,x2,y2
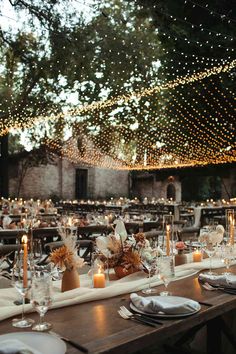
[
  {"x1": 22, "y1": 235, "x2": 28, "y2": 288},
  {"x1": 166, "y1": 225, "x2": 170, "y2": 256}
]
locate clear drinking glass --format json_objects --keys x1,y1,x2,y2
[
  {"x1": 142, "y1": 257, "x2": 158, "y2": 295},
  {"x1": 158, "y1": 256, "x2": 174, "y2": 296},
  {"x1": 32, "y1": 239, "x2": 42, "y2": 264},
  {"x1": 221, "y1": 244, "x2": 234, "y2": 275},
  {"x1": 11, "y1": 252, "x2": 34, "y2": 328},
  {"x1": 202, "y1": 242, "x2": 216, "y2": 275},
  {"x1": 31, "y1": 268, "x2": 53, "y2": 331}
]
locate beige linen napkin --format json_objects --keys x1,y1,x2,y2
[{"x1": 130, "y1": 293, "x2": 199, "y2": 315}]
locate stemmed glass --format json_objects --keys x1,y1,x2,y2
[
  {"x1": 11, "y1": 252, "x2": 34, "y2": 328},
  {"x1": 31, "y1": 265, "x2": 53, "y2": 331},
  {"x1": 142, "y1": 256, "x2": 158, "y2": 295},
  {"x1": 202, "y1": 242, "x2": 216, "y2": 275},
  {"x1": 32, "y1": 239, "x2": 43, "y2": 265},
  {"x1": 221, "y1": 244, "x2": 234, "y2": 276},
  {"x1": 158, "y1": 256, "x2": 174, "y2": 296}
]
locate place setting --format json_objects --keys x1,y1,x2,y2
[{"x1": 130, "y1": 290, "x2": 201, "y2": 317}]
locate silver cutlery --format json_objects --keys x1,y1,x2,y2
[
  {"x1": 201, "y1": 282, "x2": 236, "y2": 294},
  {"x1": 120, "y1": 305, "x2": 163, "y2": 325},
  {"x1": 118, "y1": 309, "x2": 157, "y2": 327},
  {"x1": 49, "y1": 331, "x2": 88, "y2": 353}
]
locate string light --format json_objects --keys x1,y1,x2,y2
[
  {"x1": 0, "y1": 59, "x2": 235, "y2": 137},
  {"x1": 0, "y1": 0, "x2": 235, "y2": 171},
  {"x1": 184, "y1": 0, "x2": 236, "y2": 24}
]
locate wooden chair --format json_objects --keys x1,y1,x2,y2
[
  {"x1": 124, "y1": 222, "x2": 140, "y2": 235},
  {"x1": 143, "y1": 221, "x2": 163, "y2": 233},
  {"x1": 179, "y1": 226, "x2": 200, "y2": 242},
  {"x1": 77, "y1": 225, "x2": 113, "y2": 240},
  {"x1": 0, "y1": 229, "x2": 25, "y2": 244},
  {"x1": 32, "y1": 227, "x2": 60, "y2": 249}
]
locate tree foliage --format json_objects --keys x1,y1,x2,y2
[{"x1": 0, "y1": 0, "x2": 235, "y2": 169}]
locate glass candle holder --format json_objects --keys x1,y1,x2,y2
[
  {"x1": 91, "y1": 253, "x2": 106, "y2": 288},
  {"x1": 193, "y1": 248, "x2": 202, "y2": 262},
  {"x1": 226, "y1": 209, "x2": 235, "y2": 246}
]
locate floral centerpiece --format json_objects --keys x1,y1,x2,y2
[
  {"x1": 96, "y1": 231, "x2": 158, "y2": 278},
  {"x1": 49, "y1": 228, "x2": 85, "y2": 292},
  {"x1": 198, "y1": 224, "x2": 224, "y2": 246}
]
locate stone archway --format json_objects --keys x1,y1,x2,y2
[{"x1": 167, "y1": 183, "x2": 176, "y2": 200}]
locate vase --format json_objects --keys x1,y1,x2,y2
[
  {"x1": 61, "y1": 267, "x2": 80, "y2": 292},
  {"x1": 114, "y1": 266, "x2": 138, "y2": 279},
  {"x1": 175, "y1": 250, "x2": 187, "y2": 266}
]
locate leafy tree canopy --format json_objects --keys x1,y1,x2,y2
[{"x1": 0, "y1": 0, "x2": 235, "y2": 170}]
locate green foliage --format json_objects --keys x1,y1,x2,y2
[{"x1": 0, "y1": 0, "x2": 235, "y2": 168}]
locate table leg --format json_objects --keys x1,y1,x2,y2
[{"x1": 207, "y1": 317, "x2": 222, "y2": 354}]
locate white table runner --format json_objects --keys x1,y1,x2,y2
[{"x1": 0, "y1": 257, "x2": 235, "y2": 322}]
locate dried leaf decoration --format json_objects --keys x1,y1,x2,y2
[
  {"x1": 49, "y1": 227, "x2": 86, "y2": 271},
  {"x1": 96, "y1": 232, "x2": 152, "y2": 271}
]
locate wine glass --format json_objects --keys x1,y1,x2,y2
[
  {"x1": 221, "y1": 244, "x2": 234, "y2": 275},
  {"x1": 202, "y1": 242, "x2": 216, "y2": 275},
  {"x1": 11, "y1": 252, "x2": 34, "y2": 328},
  {"x1": 32, "y1": 239, "x2": 43, "y2": 265},
  {"x1": 158, "y1": 256, "x2": 174, "y2": 296},
  {"x1": 142, "y1": 256, "x2": 158, "y2": 295},
  {"x1": 31, "y1": 266, "x2": 53, "y2": 331}
]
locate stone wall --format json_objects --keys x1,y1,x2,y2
[
  {"x1": 9, "y1": 162, "x2": 60, "y2": 199},
  {"x1": 9, "y1": 157, "x2": 129, "y2": 200},
  {"x1": 92, "y1": 168, "x2": 129, "y2": 199},
  {"x1": 132, "y1": 172, "x2": 182, "y2": 202}
]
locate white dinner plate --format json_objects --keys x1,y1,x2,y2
[
  {"x1": 0, "y1": 332, "x2": 66, "y2": 354},
  {"x1": 130, "y1": 296, "x2": 201, "y2": 318}
]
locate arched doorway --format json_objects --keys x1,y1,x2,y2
[{"x1": 167, "y1": 183, "x2": 176, "y2": 200}]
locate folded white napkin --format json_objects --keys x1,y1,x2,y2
[
  {"x1": 0, "y1": 339, "x2": 42, "y2": 354},
  {"x1": 130, "y1": 293, "x2": 199, "y2": 315},
  {"x1": 198, "y1": 273, "x2": 236, "y2": 289}
]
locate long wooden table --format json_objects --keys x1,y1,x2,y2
[{"x1": 0, "y1": 267, "x2": 236, "y2": 354}]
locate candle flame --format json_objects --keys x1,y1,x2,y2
[
  {"x1": 21, "y1": 235, "x2": 28, "y2": 244},
  {"x1": 166, "y1": 225, "x2": 170, "y2": 231}
]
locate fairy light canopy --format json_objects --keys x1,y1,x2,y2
[{"x1": 0, "y1": 0, "x2": 235, "y2": 170}]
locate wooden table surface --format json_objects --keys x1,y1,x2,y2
[{"x1": 0, "y1": 266, "x2": 236, "y2": 354}]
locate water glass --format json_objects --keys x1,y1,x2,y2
[
  {"x1": 32, "y1": 239, "x2": 42, "y2": 264},
  {"x1": 31, "y1": 269, "x2": 53, "y2": 331},
  {"x1": 202, "y1": 243, "x2": 216, "y2": 275},
  {"x1": 141, "y1": 257, "x2": 158, "y2": 295},
  {"x1": 221, "y1": 244, "x2": 234, "y2": 275},
  {"x1": 158, "y1": 256, "x2": 175, "y2": 296},
  {"x1": 11, "y1": 252, "x2": 34, "y2": 328}
]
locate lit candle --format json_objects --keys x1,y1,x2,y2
[
  {"x1": 230, "y1": 215, "x2": 235, "y2": 246},
  {"x1": 193, "y1": 249, "x2": 202, "y2": 262},
  {"x1": 22, "y1": 235, "x2": 28, "y2": 288},
  {"x1": 166, "y1": 225, "x2": 170, "y2": 256},
  {"x1": 93, "y1": 266, "x2": 106, "y2": 288}
]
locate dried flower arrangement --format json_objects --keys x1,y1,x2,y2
[
  {"x1": 49, "y1": 227, "x2": 85, "y2": 272},
  {"x1": 96, "y1": 232, "x2": 154, "y2": 276},
  {"x1": 198, "y1": 225, "x2": 224, "y2": 245}
]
